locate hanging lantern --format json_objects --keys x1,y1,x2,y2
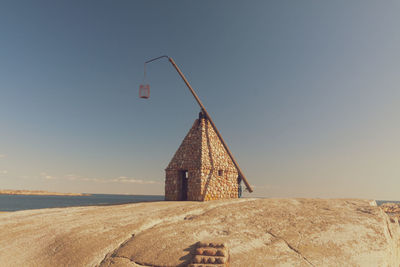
[{"x1": 139, "y1": 84, "x2": 150, "y2": 99}]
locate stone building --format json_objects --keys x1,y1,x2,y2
[{"x1": 165, "y1": 112, "x2": 240, "y2": 201}]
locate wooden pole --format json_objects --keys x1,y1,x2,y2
[{"x1": 167, "y1": 57, "x2": 253, "y2": 193}]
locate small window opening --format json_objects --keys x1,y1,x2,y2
[{"x1": 218, "y1": 170, "x2": 224, "y2": 176}]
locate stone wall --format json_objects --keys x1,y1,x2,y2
[
  {"x1": 200, "y1": 117, "x2": 238, "y2": 200},
  {"x1": 164, "y1": 169, "x2": 180, "y2": 201},
  {"x1": 165, "y1": 115, "x2": 239, "y2": 201},
  {"x1": 165, "y1": 119, "x2": 203, "y2": 201}
]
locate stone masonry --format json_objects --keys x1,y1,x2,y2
[
  {"x1": 165, "y1": 113, "x2": 239, "y2": 201},
  {"x1": 188, "y1": 241, "x2": 229, "y2": 266}
]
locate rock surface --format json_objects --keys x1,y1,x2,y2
[
  {"x1": 381, "y1": 203, "x2": 400, "y2": 224},
  {"x1": 0, "y1": 199, "x2": 399, "y2": 267}
]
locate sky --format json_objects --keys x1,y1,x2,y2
[{"x1": 0, "y1": 1, "x2": 399, "y2": 199}]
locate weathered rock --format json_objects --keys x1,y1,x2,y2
[
  {"x1": 190, "y1": 241, "x2": 229, "y2": 266},
  {"x1": 381, "y1": 202, "x2": 400, "y2": 224},
  {"x1": 0, "y1": 199, "x2": 399, "y2": 267},
  {"x1": 381, "y1": 203, "x2": 400, "y2": 213}
]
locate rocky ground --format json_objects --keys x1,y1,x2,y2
[
  {"x1": 381, "y1": 202, "x2": 400, "y2": 225},
  {"x1": 0, "y1": 198, "x2": 399, "y2": 267}
]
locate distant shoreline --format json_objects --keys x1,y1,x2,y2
[{"x1": 0, "y1": 189, "x2": 90, "y2": 196}]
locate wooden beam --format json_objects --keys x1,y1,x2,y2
[{"x1": 168, "y1": 57, "x2": 253, "y2": 193}]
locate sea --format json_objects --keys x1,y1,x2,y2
[
  {"x1": 0, "y1": 195, "x2": 398, "y2": 212},
  {"x1": 0, "y1": 194, "x2": 164, "y2": 212},
  {"x1": 376, "y1": 200, "x2": 400, "y2": 206}
]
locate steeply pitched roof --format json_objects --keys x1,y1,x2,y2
[{"x1": 166, "y1": 117, "x2": 236, "y2": 172}]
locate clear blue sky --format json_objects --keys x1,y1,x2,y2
[{"x1": 1, "y1": 1, "x2": 399, "y2": 199}]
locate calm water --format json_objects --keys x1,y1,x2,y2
[
  {"x1": 0, "y1": 194, "x2": 164, "y2": 211},
  {"x1": 0, "y1": 195, "x2": 398, "y2": 212},
  {"x1": 376, "y1": 200, "x2": 400, "y2": 206}
]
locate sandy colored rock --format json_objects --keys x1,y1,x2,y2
[
  {"x1": 381, "y1": 202, "x2": 400, "y2": 224},
  {"x1": 0, "y1": 199, "x2": 399, "y2": 267}
]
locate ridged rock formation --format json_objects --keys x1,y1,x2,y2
[
  {"x1": 381, "y1": 202, "x2": 400, "y2": 224},
  {"x1": 189, "y1": 241, "x2": 229, "y2": 267}
]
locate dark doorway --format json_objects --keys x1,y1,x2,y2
[{"x1": 179, "y1": 170, "x2": 188, "y2": 201}]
